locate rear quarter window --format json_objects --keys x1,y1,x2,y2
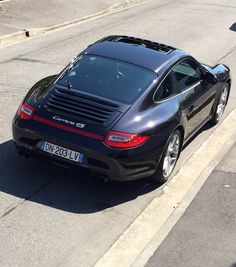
[{"x1": 154, "y1": 70, "x2": 180, "y2": 102}]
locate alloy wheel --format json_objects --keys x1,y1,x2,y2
[
  {"x1": 163, "y1": 133, "x2": 180, "y2": 178},
  {"x1": 216, "y1": 86, "x2": 229, "y2": 121}
]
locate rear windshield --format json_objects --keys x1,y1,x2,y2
[{"x1": 56, "y1": 55, "x2": 156, "y2": 104}]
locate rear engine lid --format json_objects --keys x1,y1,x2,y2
[{"x1": 34, "y1": 85, "x2": 131, "y2": 137}]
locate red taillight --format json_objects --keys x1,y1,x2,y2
[
  {"x1": 17, "y1": 102, "x2": 35, "y2": 120},
  {"x1": 105, "y1": 131, "x2": 149, "y2": 149}
]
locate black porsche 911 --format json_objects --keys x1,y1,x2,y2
[{"x1": 12, "y1": 35, "x2": 231, "y2": 182}]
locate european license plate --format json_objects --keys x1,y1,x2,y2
[{"x1": 39, "y1": 141, "x2": 85, "y2": 164}]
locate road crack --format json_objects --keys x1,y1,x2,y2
[
  {"x1": 0, "y1": 171, "x2": 64, "y2": 219},
  {"x1": 216, "y1": 45, "x2": 236, "y2": 63},
  {"x1": 179, "y1": 1, "x2": 236, "y2": 9}
]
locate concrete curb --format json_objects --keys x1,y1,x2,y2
[
  {"x1": 0, "y1": 30, "x2": 27, "y2": 46},
  {"x1": 0, "y1": 0, "x2": 11, "y2": 4},
  {"x1": 0, "y1": 0, "x2": 153, "y2": 48},
  {"x1": 94, "y1": 108, "x2": 236, "y2": 267},
  {"x1": 132, "y1": 131, "x2": 236, "y2": 267}
]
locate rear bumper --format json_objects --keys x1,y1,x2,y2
[{"x1": 12, "y1": 117, "x2": 165, "y2": 181}]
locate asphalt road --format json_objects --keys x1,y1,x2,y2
[
  {"x1": 0, "y1": 0, "x2": 236, "y2": 266},
  {"x1": 146, "y1": 143, "x2": 236, "y2": 267}
]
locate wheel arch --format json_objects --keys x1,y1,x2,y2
[
  {"x1": 174, "y1": 125, "x2": 185, "y2": 149},
  {"x1": 226, "y1": 79, "x2": 231, "y2": 104},
  {"x1": 226, "y1": 78, "x2": 231, "y2": 88}
]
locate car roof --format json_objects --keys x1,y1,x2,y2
[{"x1": 82, "y1": 35, "x2": 188, "y2": 74}]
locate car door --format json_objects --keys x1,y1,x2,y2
[{"x1": 173, "y1": 58, "x2": 216, "y2": 136}]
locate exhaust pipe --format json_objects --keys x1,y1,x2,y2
[
  {"x1": 91, "y1": 172, "x2": 109, "y2": 183},
  {"x1": 18, "y1": 149, "x2": 30, "y2": 158}
]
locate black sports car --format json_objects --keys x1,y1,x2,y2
[{"x1": 12, "y1": 35, "x2": 231, "y2": 182}]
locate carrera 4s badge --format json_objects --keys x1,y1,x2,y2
[{"x1": 52, "y1": 116, "x2": 86, "y2": 129}]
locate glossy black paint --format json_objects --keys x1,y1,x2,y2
[
  {"x1": 83, "y1": 39, "x2": 186, "y2": 73},
  {"x1": 12, "y1": 36, "x2": 231, "y2": 181}
]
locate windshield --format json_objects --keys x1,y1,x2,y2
[{"x1": 56, "y1": 55, "x2": 156, "y2": 104}]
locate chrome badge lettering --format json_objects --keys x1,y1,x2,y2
[{"x1": 53, "y1": 116, "x2": 85, "y2": 129}]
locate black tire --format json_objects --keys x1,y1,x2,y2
[
  {"x1": 210, "y1": 83, "x2": 229, "y2": 125},
  {"x1": 150, "y1": 130, "x2": 182, "y2": 183}
]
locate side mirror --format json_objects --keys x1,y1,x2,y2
[
  {"x1": 201, "y1": 66, "x2": 217, "y2": 83},
  {"x1": 205, "y1": 71, "x2": 217, "y2": 83},
  {"x1": 211, "y1": 64, "x2": 229, "y2": 81}
]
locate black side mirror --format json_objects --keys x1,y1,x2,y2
[{"x1": 204, "y1": 71, "x2": 217, "y2": 83}]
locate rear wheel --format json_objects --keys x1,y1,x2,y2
[
  {"x1": 151, "y1": 130, "x2": 182, "y2": 183},
  {"x1": 211, "y1": 83, "x2": 229, "y2": 125}
]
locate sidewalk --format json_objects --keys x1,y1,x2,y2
[
  {"x1": 0, "y1": 0, "x2": 119, "y2": 36},
  {"x1": 0, "y1": 0, "x2": 149, "y2": 46},
  {"x1": 146, "y1": 142, "x2": 236, "y2": 267}
]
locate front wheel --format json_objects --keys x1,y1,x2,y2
[
  {"x1": 211, "y1": 83, "x2": 229, "y2": 125},
  {"x1": 151, "y1": 130, "x2": 182, "y2": 183}
]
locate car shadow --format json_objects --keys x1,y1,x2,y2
[
  {"x1": 0, "y1": 140, "x2": 160, "y2": 214},
  {"x1": 229, "y1": 23, "x2": 236, "y2": 31},
  {"x1": 0, "y1": 121, "x2": 214, "y2": 214}
]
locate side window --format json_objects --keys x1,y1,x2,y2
[
  {"x1": 154, "y1": 71, "x2": 180, "y2": 101},
  {"x1": 172, "y1": 59, "x2": 202, "y2": 92}
]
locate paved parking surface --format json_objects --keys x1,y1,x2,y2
[{"x1": 0, "y1": 0, "x2": 236, "y2": 265}]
